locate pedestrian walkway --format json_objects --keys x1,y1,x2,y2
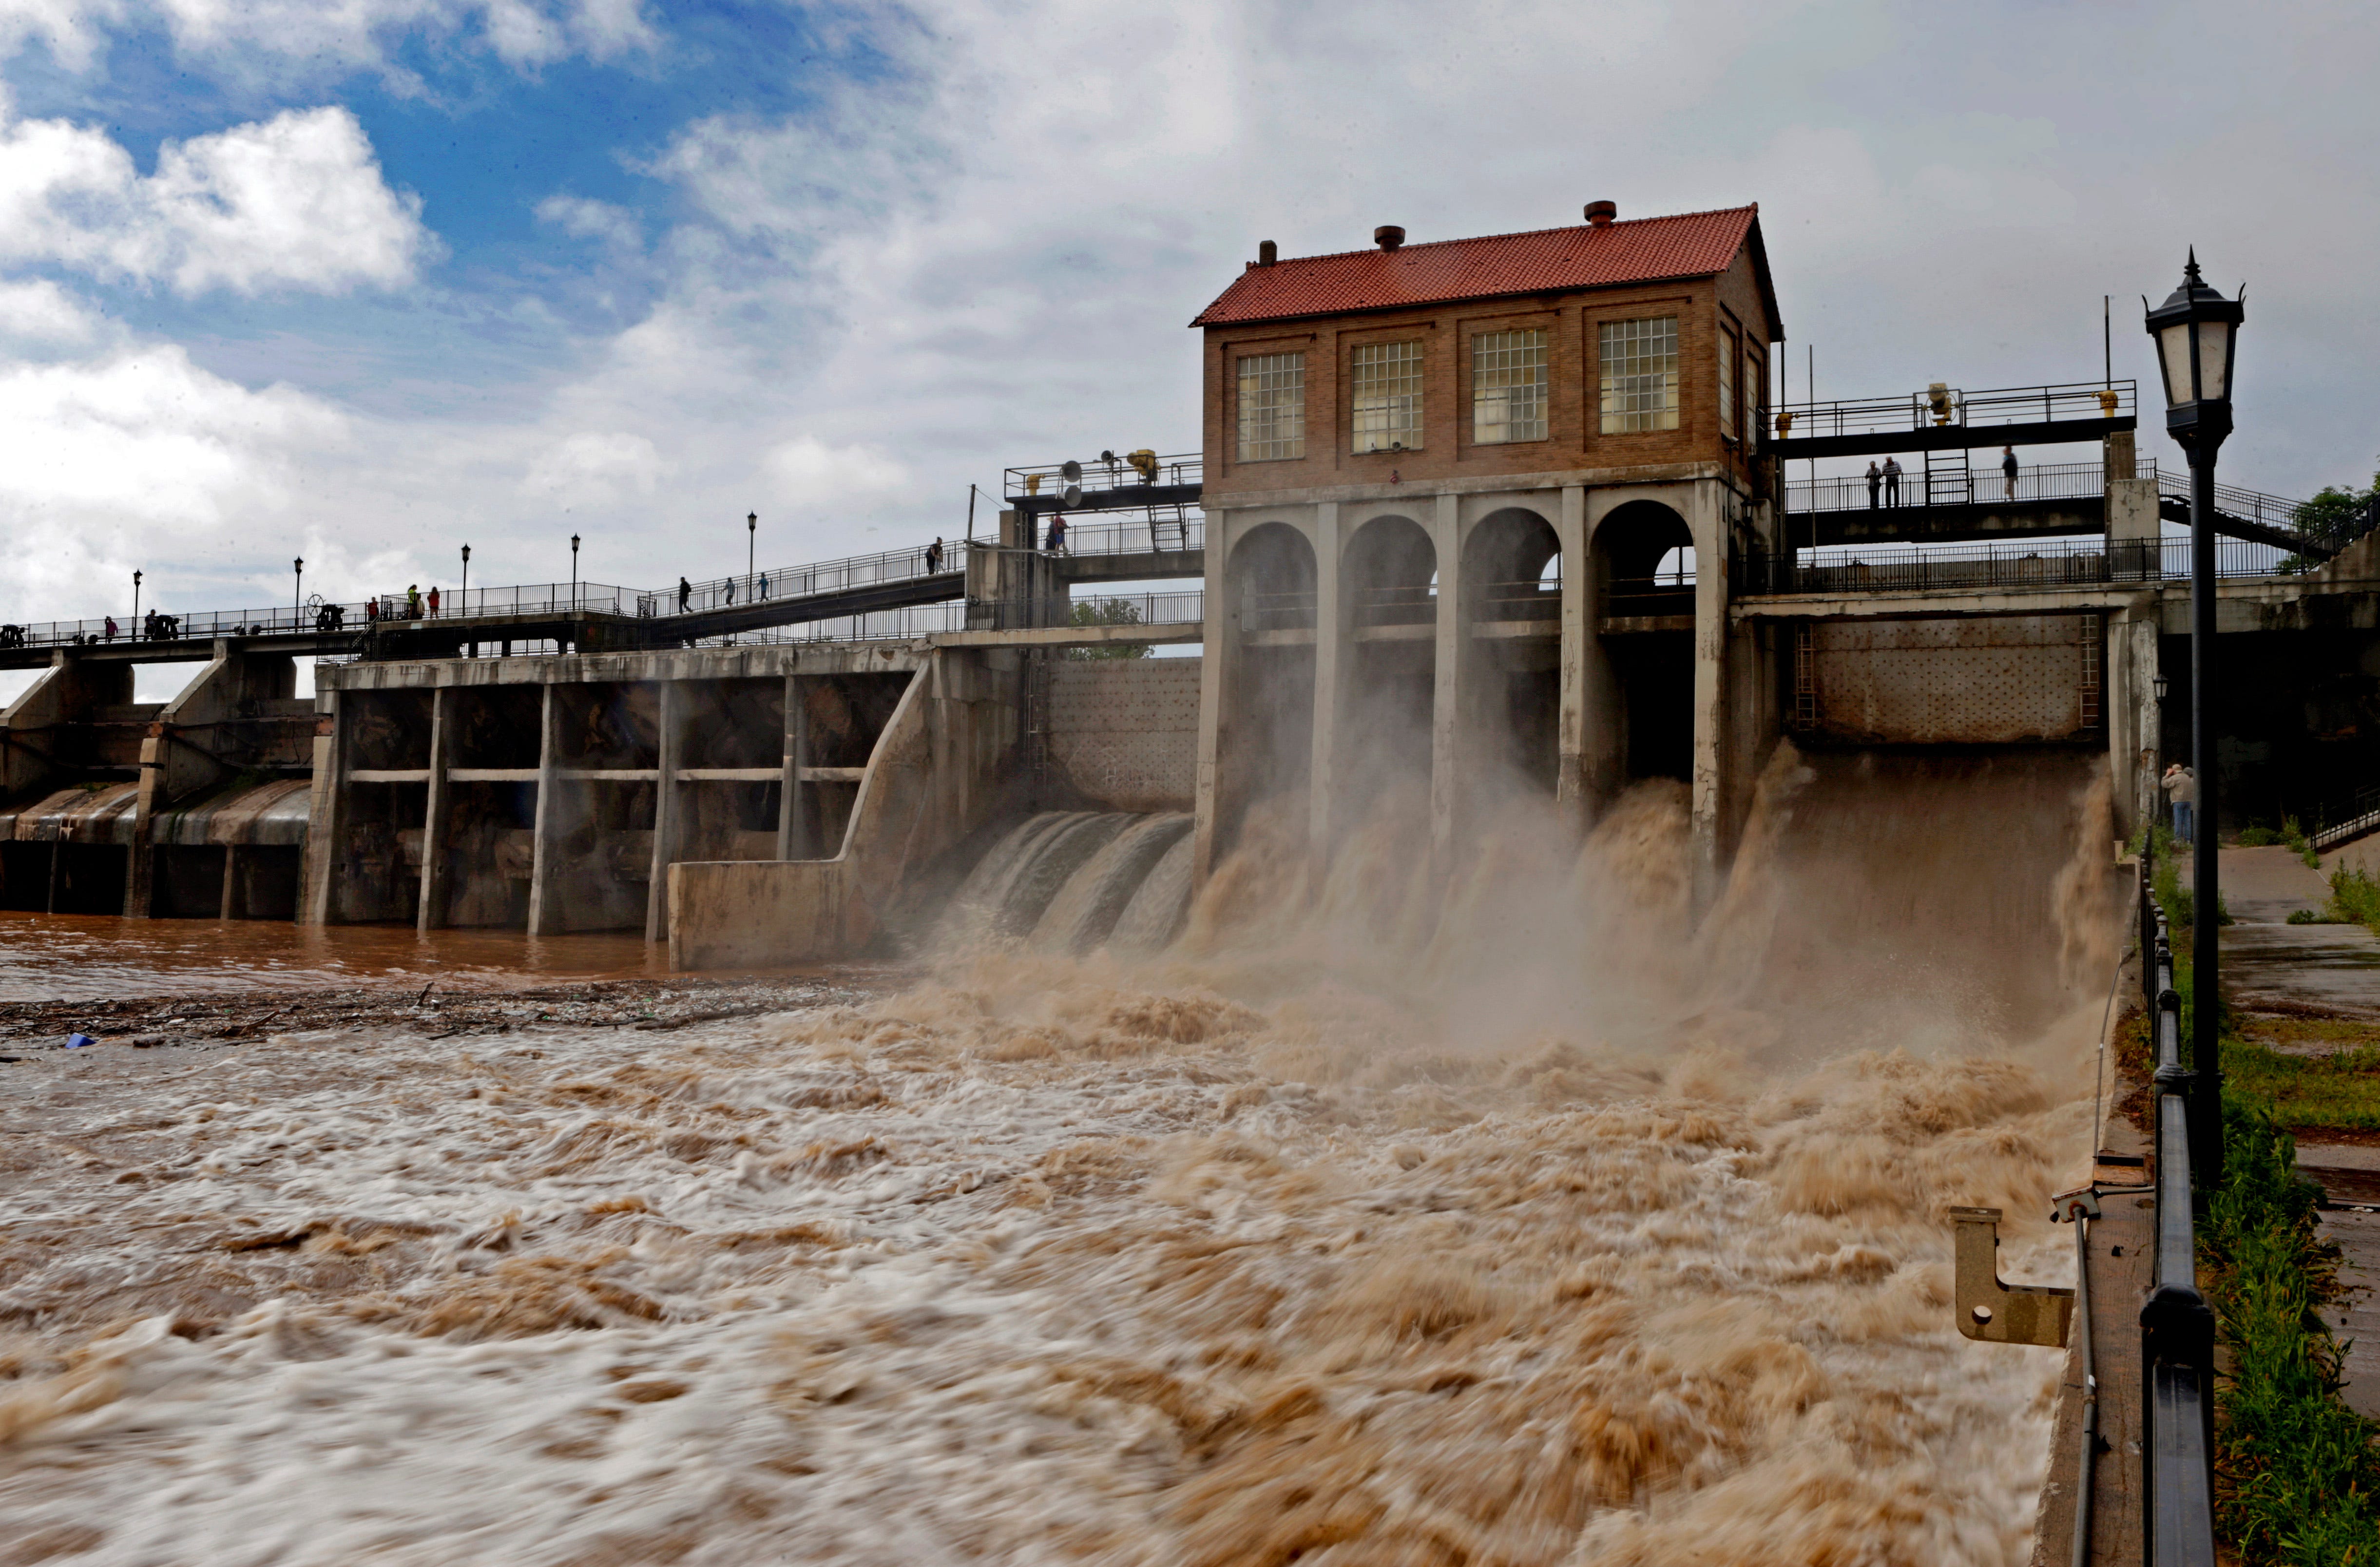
[
  {"x1": 2188, "y1": 846, "x2": 2380, "y2": 1017},
  {"x1": 2197, "y1": 845, "x2": 2380, "y2": 1418}
]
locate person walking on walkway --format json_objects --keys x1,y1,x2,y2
[
  {"x1": 1046, "y1": 514, "x2": 1069, "y2": 555},
  {"x1": 1882, "y1": 456, "x2": 1902, "y2": 507},
  {"x1": 1865, "y1": 461, "x2": 1881, "y2": 509},
  {"x1": 2001, "y1": 445, "x2": 2019, "y2": 500},
  {"x1": 103, "y1": 616, "x2": 116, "y2": 642},
  {"x1": 925, "y1": 536, "x2": 944, "y2": 575},
  {"x1": 406, "y1": 584, "x2": 422, "y2": 618},
  {"x1": 427, "y1": 586, "x2": 441, "y2": 616},
  {"x1": 2163, "y1": 763, "x2": 2197, "y2": 844},
  {"x1": 678, "y1": 576, "x2": 691, "y2": 613}
]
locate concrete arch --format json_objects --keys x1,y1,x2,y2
[
  {"x1": 1462, "y1": 506, "x2": 1560, "y2": 621},
  {"x1": 1344, "y1": 513, "x2": 1436, "y2": 627},
  {"x1": 1591, "y1": 498, "x2": 1694, "y2": 587},
  {"x1": 1228, "y1": 520, "x2": 1318, "y2": 631}
]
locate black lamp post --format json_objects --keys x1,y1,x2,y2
[
  {"x1": 460, "y1": 544, "x2": 470, "y2": 616},
  {"x1": 132, "y1": 569, "x2": 142, "y2": 635},
  {"x1": 293, "y1": 557, "x2": 304, "y2": 625},
  {"x1": 2147, "y1": 249, "x2": 2244, "y2": 1193},
  {"x1": 747, "y1": 511, "x2": 758, "y2": 581},
  {"x1": 570, "y1": 534, "x2": 581, "y2": 609}
]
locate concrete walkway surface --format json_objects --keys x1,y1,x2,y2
[{"x1": 2194, "y1": 846, "x2": 2380, "y2": 1419}]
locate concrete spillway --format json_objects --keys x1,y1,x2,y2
[{"x1": 946, "y1": 811, "x2": 1194, "y2": 955}]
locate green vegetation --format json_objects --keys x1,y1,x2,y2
[
  {"x1": 2205, "y1": 1103, "x2": 2380, "y2": 1564},
  {"x1": 1064, "y1": 597, "x2": 1152, "y2": 660},
  {"x1": 2139, "y1": 863, "x2": 2380, "y2": 1560},
  {"x1": 2142, "y1": 820, "x2": 2231, "y2": 936},
  {"x1": 2237, "y1": 815, "x2": 2322, "y2": 869},
  {"x1": 2328, "y1": 866, "x2": 2380, "y2": 935}
]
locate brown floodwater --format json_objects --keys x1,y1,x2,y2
[
  {"x1": 0, "y1": 749, "x2": 2120, "y2": 1566},
  {"x1": 0, "y1": 911, "x2": 670, "y2": 1001}
]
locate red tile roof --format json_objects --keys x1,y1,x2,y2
[{"x1": 1191, "y1": 205, "x2": 1777, "y2": 334}]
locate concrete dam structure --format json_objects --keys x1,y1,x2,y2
[{"x1": 6, "y1": 202, "x2": 2380, "y2": 963}]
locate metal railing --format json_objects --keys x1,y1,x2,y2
[
  {"x1": 639, "y1": 545, "x2": 968, "y2": 618},
  {"x1": 2137, "y1": 881, "x2": 2218, "y2": 1567},
  {"x1": 1734, "y1": 535, "x2": 2313, "y2": 596},
  {"x1": 1773, "y1": 380, "x2": 2135, "y2": 441},
  {"x1": 1005, "y1": 451, "x2": 1202, "y2": 500},
  {"x1": 2307, "y1": 781, "x2": 2380, "y2": 852},
  {"x1": 1047, "y1": 515, "x2": 1205, "y2": 556},
  {"x1": 678, "y1": 590, "x2": 1206, "y2": 648},
  {"x1": 1785, "y1": 460, "x2": 2120, "y2": 515}
]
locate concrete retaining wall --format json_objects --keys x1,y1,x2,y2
[
  {"x1": 667, "y1": 648, "x2": 1021, "y2": 969},
  {"x1": 1047, "y1": 657, "x2": 1200, "y2": 811}
]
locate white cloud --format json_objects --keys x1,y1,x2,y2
[
  {"x1": 0, "y1": 103, "x2": 431, "y2": 294},
  {"x1": 760, "y1": 435, "x2": 915, "y2": 510},
  {"x1": 0, "y1": 275, "x2": 103, "y2": 345},
  {"x1": 0, "y1": 0, "x2": 660, "y2": 76},
  {"x1": 536, "y1": 193, "x2": 640, "y2": 250},
  {"x1": 522, "y1": 430, "x2": 666, "y2": 508}
]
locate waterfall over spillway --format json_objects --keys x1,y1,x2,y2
[{"x1": 945, "y1": 812, "x2": 1195, "y2": 955}]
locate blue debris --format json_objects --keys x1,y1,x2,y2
[{"x1": 63, "y1": 1032, "x2": 96, "y2": 1049}]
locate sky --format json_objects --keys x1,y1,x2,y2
[{"x1": 0, "y1": 0, "x2": 2374, "y2": 645}]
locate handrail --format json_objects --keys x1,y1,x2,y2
[
  {"x1": 1733, "y1": 535, "x2": 2314, "y2": 596},
  {"x1": 2139, "y1": 880, "x2": 2218, "y2": 1567},
  {"x1": 1774, "y1": 379, "x2": 2135, "y2": 441}
]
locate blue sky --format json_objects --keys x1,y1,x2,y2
[{"x1": 0, "y1": 0, "x2": 2375, "y2": 690}]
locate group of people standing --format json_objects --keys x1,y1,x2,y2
[{"x1": 1860, "y1": 446, "x2": 2022, "y2": 508}]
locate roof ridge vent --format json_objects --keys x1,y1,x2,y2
[
  {"x1": 1585, "y1": 200, "x2": 1617, "y2": 227},
  {"x1": 1374, "y1": 225, "x2": 1405, "y2": 252}
]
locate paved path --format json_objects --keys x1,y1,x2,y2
[
  {"x1": 2187, "y1": 846, "x2": 2380, "y2": 1019},
  {"x1": 2191, "y1": 847, "x2": 2380, "y2": 1417}
]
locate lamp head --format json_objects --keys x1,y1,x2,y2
[
  {"x1": 748, "y1": 512, "x2": 756, "y2": 530},
  {"x1": 2153, "y1": 673, "x2": 2170, "y2": 702},
  {"x1": 2144, "y1": 249, "x2": 2244, "y2": 449}
]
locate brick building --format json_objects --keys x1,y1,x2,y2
[{"x1": 1187, "y1": 203, "x2": 1785, "y2": 893}]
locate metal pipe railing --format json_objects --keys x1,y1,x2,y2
[{"x1": 2140, "y1": 881, "x2": 2218, "y2": 1567}]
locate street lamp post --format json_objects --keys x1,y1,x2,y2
[
  {"x1": 132, "y1": 570, "x2": 142, "y2": 635},
  {"x1": 460, "y1": 544, "x2": 470, "y2": 617},
  {"x1": 2146, "y1": 249, "x2": 2244, "y2": 1194},
  {"x1": 293, "y1": 557, "x2": 305, "y2": 627},
  {"x1": 570, "y1": 534, "x2": 581, "y2": 609},
  {"x1": 748, "y1": 511, "x2": 757, "y2": 582}
]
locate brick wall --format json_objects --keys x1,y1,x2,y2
[{"x1": 1047, "y1": 658, "x2": 1201, "y2": 811}]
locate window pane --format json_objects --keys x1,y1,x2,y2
[
  {"x1": 1718, "y1": 327, "x2": 1736, "y2": 440},
  {"x1": 1744, "y1": 348, "x2": 1764, "y2": 443},
  {"x1": 1352, "y1": 340, "x2": 1424, "y2": 453},
  {"x1": 1598, "y1": 316, "x2": 1679, "y2": 434},
  {"x1": 1237, "y1": 352, "x2": 1305, "y2": 461},
  {"x1": 1472, "y1": 328, "x2": 1547, "y2": 444}
]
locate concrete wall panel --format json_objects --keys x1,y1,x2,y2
[
  {"x1": 1800, "y1": 613, "x2": 2103, "y2": 745},
  {"x1": 1047, "y1": 658, "x2": 1201, "y2": 812}
]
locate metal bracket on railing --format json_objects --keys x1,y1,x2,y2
[{"x1": 1952, "y1": 1205, "x2": 2075, "y2": 1348}]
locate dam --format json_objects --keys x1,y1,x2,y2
[{"x1": 4, "y1": 204, "x2": 2371, "y2": 1563}]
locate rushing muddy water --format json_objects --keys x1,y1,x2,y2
[
  {"x1": 0, "y1": 746, "x2": 2117, "y2": 1565},
  {"x1": 0, "y1": 913, "x2": 670, "y2": 1002}
]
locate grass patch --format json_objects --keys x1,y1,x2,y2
[
  {"x1": 2142, "y1": 821, "x2": 2232, "y2": 933},
  {"x1": 2238, "y1": 815, "x2": 2323, "y2": 868},
  {"x1": 2221, "y1": 1034, "x2": 2380, "y2": 1135},
  {"x1": 2330, "y1": 866, "x2": 2380, "y2": 935},
  {"x1": 2206, "y1": 1101, "x2": 2380, "y2": 1563}
]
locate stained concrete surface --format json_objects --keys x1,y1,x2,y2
[
  {"x1": 2190, "y1": 845, "x2": 2380, "y2": 1019},
  {"x1": 2194, "y1": 846, "x2": 2380, "y2": 1421}
]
